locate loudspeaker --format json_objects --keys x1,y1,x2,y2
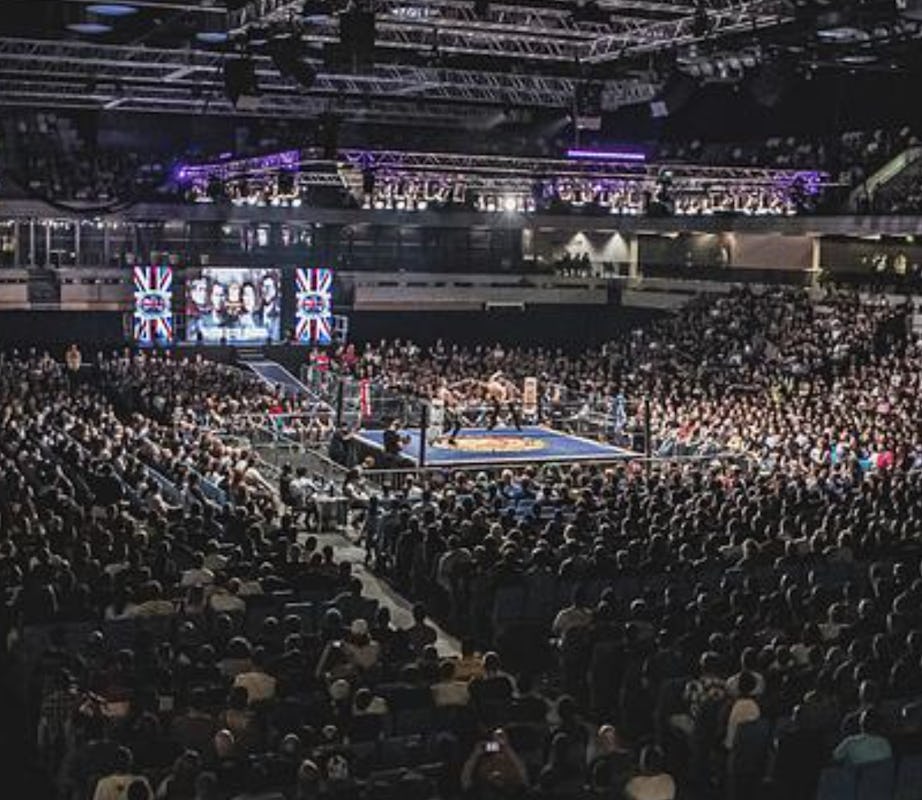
[
  {"x1": 339, "y1": 9, "x2": 375, "y2": 74},
  {"x1": 574, "y1": 82, "x2": 602, "y2": 130},
  {"x1": 223, "y1": 57, "x2": 259, "y2": 109},
  {"x1": 649, "y1": 72, "x2": 697, "y2": 118}
]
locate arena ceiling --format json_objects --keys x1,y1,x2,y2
[{"x1": 0, "y1": 0, "x2": 920, "y2": 128}]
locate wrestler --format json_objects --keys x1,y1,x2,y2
[{"x1": 484, "y1": 371, "x2": 522, "y2": 431}]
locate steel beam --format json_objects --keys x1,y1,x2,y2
[
  {"x1": 580, "y1": 0, "x2": 793, "y2": 63},
  {"x1": 0, "y1": 37, "x2": 659, "y2": 113}
]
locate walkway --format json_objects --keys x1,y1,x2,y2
[
  {"x1": 246, "y1": 360, "x2": 311, "y2": 397},
  {"x1": 313, "y1": 531, "x2": 460, "y2": 658}
]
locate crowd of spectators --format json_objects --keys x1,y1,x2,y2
[
  {"x1": 354, "y1": 287, "x2": 916, "y2": 470},
  {"x1": 4, "y1": 286, "x2": 922, "y2": 800},
  {"x1": 654, "y1": 128, "x2": 918, "y2": 188},
  {"x1": 6, "y1": 114, "x2": 170, "y2": 206},
  {"x1": 5, "y1": 111, "x2": 922, "y2": 214}
]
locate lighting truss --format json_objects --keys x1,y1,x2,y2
[
  {"x1": 228, "y1": 0, "x2": 790, "y2": 64},
  {"x1": 231, "y1": 0, "x2": 686, "y2": 63},
  {"x1": 582, "y1": 0, "x2": 794, "y2": 63},
  {"x1": 179, "y1": 147, "x2": 830, "y2": 205},
  {"x1": 229, "y1": 0, "x2": 698, "y2": 35},
  {"x1": 0, "y1": 36, "x2": 655, "y2": 116},
  {"x1": 336, "y1": 149, "x2": 824, "y2": 188}
]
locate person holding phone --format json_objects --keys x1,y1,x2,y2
[{"x1": 460, "y1": 728, "x2": 529, "y2": 798}]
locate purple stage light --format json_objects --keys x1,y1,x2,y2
[{"x1": 566, "y1": 149, "x2": 647, "y2": 162}]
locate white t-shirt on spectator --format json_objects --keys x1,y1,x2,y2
[
  {"x1": 624, "y1": 773, "x2": 676, "y2": 800},
  {"x1": 725, "y1": 698, "x2": 761, "y2": 749},
  {"x1": 234, "y1": 670, "x2": 277, "y2": 704}
]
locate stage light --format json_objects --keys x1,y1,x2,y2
[
  {"x1": 87, "y1": 3, "x2": 138, "y2": 16},
  {"x1": 67, "y1": 22, "x2": 113, "y2": 34},
  {"x1": 502, "y1": 195, "x2": 517, "y2": 213},
  {"x1": 291, "y1": 197, "x2": 303, "y2": 208},
  {"x1": 197, "y1": 32, "x2": 229, "y2": 44},
  {"x1": 566, "y1": 149, "x2": 647, "y2": 163}
]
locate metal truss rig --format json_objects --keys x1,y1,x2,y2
[
  {"x1": 0, "y1": 36, "x2": 655, "y2": 115},
  {"x1": 228, "y1": 0, "x2": 793, "y2": 64},
  {"x1": 180, "y1": 146, "x2": 829, "y2": 194}
]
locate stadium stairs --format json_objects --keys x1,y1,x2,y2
[
  {"x1": 851, "y1": 145, "x2": 922, "y2": 210},
  {"x1": 244, "y1": 358, "x2": 312, "y2": 397}
]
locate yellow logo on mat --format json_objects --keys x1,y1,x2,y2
[{"x1": 434, "y1": 436, "x2": 546, "y2": 453}]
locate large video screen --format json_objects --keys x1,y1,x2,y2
[
  {"x1": 186, "y1": 268, "x2": 281, "y2": 343},
  {"x1": 295, "y1": 267, "x2": 333, "y2": 345},
  {"x1": 133, "y1": 265, "x2": 173, "y2": 346}
]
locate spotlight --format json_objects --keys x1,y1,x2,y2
[
  {"x1": 67, "y1": 22, "x2": 113, "y2": 34},
  {"x1": 87, "y1": 4, "x2": 138, "y2": 16},
  {"x1": 503, "y1": 195, "x2": 517, "y2": 213}
]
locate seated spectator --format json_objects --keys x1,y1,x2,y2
[
  {"x1": 233, "y1": 648, "x2": 277, "y2": 704},
  {"x1": 171, "y1": 690, "x2": 216, "y2": 756},
  {"x1": 726, "y1": 648, "x2": 766, "y2": 698},
  {"x1": 453, "y1": 639, "x2": 485, "y2": 682},
  {"x1": 772, "y1": 704, "x2": 827, "y2": 800},
  {"x1": 833, "y1": 709, "x2": 893, "y2": 767},
  {"x1": 623, "y1": 745, "x2": 676, "y2": 800},
  {"x1": 219, "y1": 686, "x2": 259, "y2": 752},
  {"x1": 460, "y1": 729, "x2": 529, "y2": 798},
  {"x1": 405, "y1": 603, "x2": 438, "y2": 655},
  {"x1": 92, "y1": 746, "x2": 153, "y2": 800},
  {"x1": 432, "y1": 659, "x2": 471, "y2": 707},
  {"x1": 724, "y1": 670, "x2": 761, "y2": 749},
  {"x1": 551, "y1": 585, "x2": 593, "y2": 642},
  {"x1": 341, "y1": 618, "x2": 381, "y2": 673},
  {"x1": 128, "y1": 581, "x2": 175, "y2": 617},
  {"x1": 209, "y1": 576, "x2": 246, "y2": 614},
  {"x1": 673, "y1": 651, "x2": 727, "y2": 737}
]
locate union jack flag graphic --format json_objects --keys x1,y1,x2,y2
[
  {"x1": 295, "y1": 267, "x2": 333, "y2": 344},
  {"x1": 297, "y1": 314, "x2": 333, "y2": 346},
  {"x1": 133, "y1": 265, "x2": 173, "y2": 345}
]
